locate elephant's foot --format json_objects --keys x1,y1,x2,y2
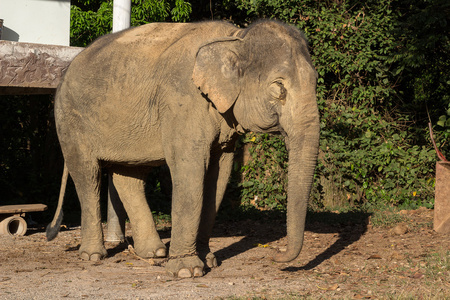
[
  {"x1": 134, "y1": 240, "x2": 167, "y2": 258},
  {"x1": 166, "y1": 255, "x2": 204, "y2": 278},
  {"x1": 79, "y1": 244, "x2": 108, "y2": 261}
]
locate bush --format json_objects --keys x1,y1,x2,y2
[{"x1": 231, "y1": 0, "x2": 448, "y2": 210}]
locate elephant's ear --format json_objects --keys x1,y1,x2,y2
[{"x1": 193, "y1": 37, "x2": 244, "y2": 113}]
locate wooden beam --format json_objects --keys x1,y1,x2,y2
[{"x1": 0, "y1": 40, "x2": 83, "y2": 95}]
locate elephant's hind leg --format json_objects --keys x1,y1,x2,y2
[
  {"x1": 111, "y1": 167, "x2": 166, "y2": 258},
  {"x1": 68, "y1": 160, "x2": 107, "y2": 261}
]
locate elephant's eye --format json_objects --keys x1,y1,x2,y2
[{"x1": 269, "y1": 81, "x2": 287, "y2": 105}]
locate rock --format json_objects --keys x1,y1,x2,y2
[
  {"x1": 390, "y1": 251, "x2": 405, "y2": 260},
  {"x1": 393, "y1": 224, "x2": 408, "y2": 235}
]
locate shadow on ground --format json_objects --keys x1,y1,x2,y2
[
  {"x1": 213, "y1": 209, "x2": 371, "y2": 271},
  {"x1": 26, "y1": 208, "x2": 370, "y2": 272}
]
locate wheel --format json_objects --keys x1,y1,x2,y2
[{"x1": 0, "y1": 216, "x2": 28, "y2": 236}]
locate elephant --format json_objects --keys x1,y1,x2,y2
[{"x1": 46, "y1": 20, "x2": 319, "y2": 278}]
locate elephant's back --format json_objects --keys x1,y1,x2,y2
[
  {"x1": 74, "y1": 21, "x2": 239, "y2": 69},
  {"x1": 79, "y1": 23, "x2": 194, "y2": 64}
]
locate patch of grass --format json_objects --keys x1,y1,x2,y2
[
  {"x1": 384, "y1": 288, "x2": 450, "y2": 300},
  {"x1": 369, "y1": 209, "x2": 408, "y2": 227},
  {"x1": 424, "y1": 249, "x2": 450, "y2": 279}
]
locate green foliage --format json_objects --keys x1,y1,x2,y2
[
  {"x1": 239, "y1": 133, "x2": 288, "y2": 210},
  {"x1": 71, "y1": 1, "x2": 113, "y2": 46},
  {"x1": 70, "y1": 0, "x2": 192, "y2": 46},
  {"x1": 436, "y1": 102, "x2": 450, "y2": 157},
  {"x1": 170, "y1": 0, "x2": 192, "y2": 22},
  {"x1": 317, "y1": 105, "x2": 436, "y2": 207}
]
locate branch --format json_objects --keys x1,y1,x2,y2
[{"x1": 428, "y1": 122, "x2": 448, "y2": 162}]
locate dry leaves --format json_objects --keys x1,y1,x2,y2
[
  {"x1": 353, "y1": 293, "x2": 375, "y2": 299},
  {"x1": 317, "y1": 283, "x2": 339, "y2": 291}
]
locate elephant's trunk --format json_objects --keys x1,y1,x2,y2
[{"x1": 274, "y1": 97, "x2": 320, "y2": 262}]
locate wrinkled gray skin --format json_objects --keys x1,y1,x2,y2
[{"x1": 47, "y1": 20, "x2": 319, "y2": 278}]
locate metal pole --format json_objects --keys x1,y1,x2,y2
[
  {"x1": 106, "y1": 173, "x2": 126, "y2": 242},
  {"x1": 105, "y1": 0, "x2": 131, "y2": 242},
  {"x1": 112, "y1": 0, "x2": 131, "y2": 33}
]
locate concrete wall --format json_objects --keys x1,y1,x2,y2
[
  {"x1": 0, "y1": 40, "x2": 83, "y2": 94},
  {"x1": 0, "y1": 0, "x2": 70, "y2": 46}
]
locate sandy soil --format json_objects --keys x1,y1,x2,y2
[{"x1": 0, "y1": 208, "x2": 449, "y2": 299}]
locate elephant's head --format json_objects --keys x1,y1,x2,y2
[{"x1": 193, "y1": 20, "x2": 319, "y2": 262}]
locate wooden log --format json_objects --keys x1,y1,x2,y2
[{"x1": 0, "y1": 40, "x2": 83, "y2": 95}]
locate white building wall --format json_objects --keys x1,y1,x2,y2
[{"x1": 0, "y1": 0, "x2": 70, "y2": 46}]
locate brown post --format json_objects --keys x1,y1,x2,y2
[{"x1": 434, "y1": 161, "x2": 450, "y2": 234}]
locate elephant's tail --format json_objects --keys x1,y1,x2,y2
[{"x1": 46, "y1": 162, "x2": 69, "y2": 241}]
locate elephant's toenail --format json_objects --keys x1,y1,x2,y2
[
  {"x1": 155, "y1": 248, "x2": 167, "y2": 258},
  {"x1": 208, "y1": 257, "x2": 217, "y2": 268},
  {"x1": 80, "y1": 252, "x2": 90, "y2": 261},
  {"x1": 90, "y1": 253, "x2": 102, "y2": 261},
  {"x1": 205, "y1": 253, "x2": 217, "y2": 268},
  {"x1": 193, "y1": 267, "x2": 204, "y2": 277},
  {"x1": 177, "y1": 268, "x2": 192, "y2": 278}
]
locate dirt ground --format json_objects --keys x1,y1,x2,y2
[{"x1": 0, "y1": 207, "x2": 449, "y2": 299}]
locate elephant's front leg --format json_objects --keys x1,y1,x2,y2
[
  {"x1": 166, "y1": 157, "x2": 207, "y2": 278},
  {"x1": 197, "y1": 150, "x2": 235, "y2": 268}
]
